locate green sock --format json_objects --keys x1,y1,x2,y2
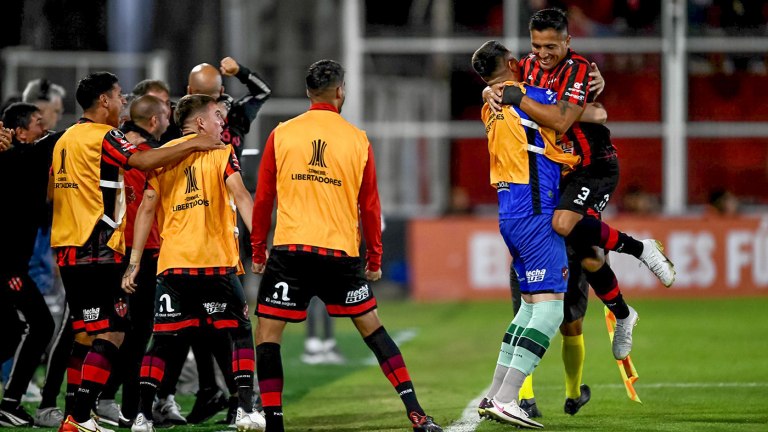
[
  {"x1": 495, "y1": 300, "x2": 563, "y2": 403},
  {"x1": 487, "y1": 301, "x2": 533, "y2": 399},
  {"x1": 511, "y1": 300, "x2": 563, "y2": 375}
]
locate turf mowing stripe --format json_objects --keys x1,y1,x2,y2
[{"x1": 445, "y1": 386, "x2": 489, "y2": 432}]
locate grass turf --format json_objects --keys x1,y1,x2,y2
[{"x1": 15, "y1": 297, "x2": 768, "y2": 431}]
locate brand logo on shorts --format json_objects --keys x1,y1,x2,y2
[
  {"x1": 526, "y1": 269, "x2": 546, "y2": 283},
  {"x1": 159, "y1": 293, "x2": 175, "y2": 313},
  {"x1": 243, "y1": 304, "x2": 249, "y2": 318},
  {"x1": 114, "y1": 300, "x2": 128, "y2": 318},
  {"x1": 345, "y1": 285, "x2": 370, "y2": 304},
  {"x1": 203, "y1": 302, "x2": 227, "y2": 315},
  {"x1": 562, "y1": 267, "x2": 569, "y2": 281},
  {"x1": 83, "y1": 307, "x2": 100, "y2": 321}
]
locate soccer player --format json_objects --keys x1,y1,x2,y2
[
  {"x1": 184, "y1": 58, "x2": 272, "y2": 425},
  {"x1": 52, "y1": 72, "x2": 223, "y2": 432},
  {"x1": 0, "y1": 103, "x2": 55, "y2": 427},
  {"x1": 251, "y1": 59, "x2": 442, "y2": 432},
  {"x1": 471, "y1": 40, "x2": 587, "y2": 429},
  {"x1": 94, "y1": 94, "x2": 177, "y2": 427},
  {"x1": 122, "y1": 94, "x2": 265, "y2": 432},
  {"x1": 485, "y1": 8, "x2": 675, "y2": 363}
]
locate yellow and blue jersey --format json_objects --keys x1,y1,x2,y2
[{"x1": 481, "y1": 81, "x2": 579, "y2": 219}]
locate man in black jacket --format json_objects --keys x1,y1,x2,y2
[{"x1": 0, "y1": 103, "x2": 55, "y2": 427}]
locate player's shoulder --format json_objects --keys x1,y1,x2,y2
[
  {"x1": 102, "y1": 127, "x2": 136, "y2": 151},
  {"x1": 522, "y1": 53, "x2": 537, "y2": 64},
  {"x1": 563, "y1": 50, "x2": 591, "y2": 68}
]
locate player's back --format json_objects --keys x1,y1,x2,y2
[
  {"x1": 149, "y1": 134, "x2": 240, "y2": 273},
  {"x1": 483, "y1": 82, "x2": 578, "y2": 218},
  {"x1": 271, "y1": 107, "x2": 370, "y2": 257}
]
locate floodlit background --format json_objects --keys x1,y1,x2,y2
[{"x1": 2, "y1": 0, "x2": 767, "y2": 298}]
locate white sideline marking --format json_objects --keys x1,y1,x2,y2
[
  {"x1": 363, "y1": 328, "x2": 419, "y2": 365},
  {"x1": 445, "y1": 382, "x2": 768, "y2": 432},
  {"x1": 534, "y1": 382, "x2": 768, "y2": 389},
  {"x1": 445, "y1": 387, "x2": 489, "y2": 432}
]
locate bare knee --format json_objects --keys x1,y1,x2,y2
[
  {"x1": 552, "y1": 211, "x2": 581, "y2": 237},
  {"x1": 74, "y1": 332, "x2": 95, "y2": 346},
  {"x1": 256, "y1": 317, "x2": 287, "y2": 345},
  {"x1": 560, "y1": 318, "x2": 583, "y2": 336},
  {"x1": 352, "y1": 310, "x2": 383, "y2": 338},
  {"x1": 97, "y1": 331, "x2": 125, "y2": 348}
]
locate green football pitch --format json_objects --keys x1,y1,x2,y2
[{"x1": 18, "y1": 297, "x2": 768, "y2": 431}]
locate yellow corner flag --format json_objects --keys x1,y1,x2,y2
[{"x1": 604, "y1": 306, "x2": 642, "y2": 403}]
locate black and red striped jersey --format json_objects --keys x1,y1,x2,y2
[{"x1": 518, "y1": 49, "x2": 616, "y2": 167}]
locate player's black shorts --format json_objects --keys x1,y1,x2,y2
[
  {"x1": 256, "y1": 249, "x2": 377, "y2": 323},
  {"x1": 153, "y1": 272, "x2": 251, "y2": 334},
  {"x1": 557, "y1": 159, "x2": 619, "y2": 216},
  {"x1": 511, "y1": 248, "x2": 588, "y2": 324},
  {"x1": 60, "y1": 263, "x2": 130, "y2": 335}
]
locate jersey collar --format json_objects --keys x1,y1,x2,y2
[{"x1": 309, "y1": 103, "x2": 338, "y2": 113}]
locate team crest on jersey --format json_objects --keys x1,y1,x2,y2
[
  {"x1": 57, "y1": 149, "x2": 67, "y2": 174},
  {"x1": 309, "y1": 139, "x2": 328, "y2": 168},
  {"x1": 184, "y1": 166, "x2": 201, "y2": 193},
  {"x1": 114, "y1": 300, "x2": 128, "y2": 318}
]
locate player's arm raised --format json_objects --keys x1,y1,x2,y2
[{"x1": 122, "y1": 188, "x2": 158, "y2": 293}]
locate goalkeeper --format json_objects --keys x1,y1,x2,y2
[{"x1": 470, "y1": 40, "x2": 608, "y2": 429}]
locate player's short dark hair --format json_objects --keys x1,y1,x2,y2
[
  {"x1": 132, "y1": 79, "x2": 170, "y2": 97},
  {"x1": 175, "y1": 94, "x2": 216, "y2": 126},
  {"x1": 306, "y1": 60, "x2": 344, "y2": 92},
  {"x1": 529, "y1": 8, "x2": 569, "y2": 34},
  {"x1": 130, "y1": 95, "x2": 167, "y2": 124},
  {"x1": 2, "y1": 102, "x2": 40, "y2": 130},
  {"x1": 75, "y1": 72, "x2": 119, "y2": 111},
  {"x1": 472, "y1": 40, "x2": 510, "y2": 80}
]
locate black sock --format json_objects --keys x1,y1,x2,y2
[
  {"x1": 73, "y1": 339, "x2": 119, "y2": 422},
  {"x1": 586, "y1": 263, "x2": 630, "y2": 319},
  {"x1": 231, "y1": 327, "x2": 255, "y2": 411},
  {"x1": 568, "y1": 217, "x2": 644, "y2": 258},
  {"x1": 256, "y1": 343, "x2": 284, "y2": 432},
  {"x1": 363, "y1": 326, "x2": 425, "y2": 420},
  {"x1": 65, "y1": 341, "x2": 89, "y2": 416}
]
